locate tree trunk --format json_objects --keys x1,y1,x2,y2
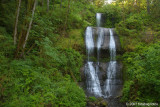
[
  {"x1": 147, "y1": 0, "x2": 150, "y2": 14},
  {"x1": 15, "y1": 0, "x2": 37, "y2": 58},
  {"x1": 13, "y1": 0, "x2": 21, "y2": 45},
  {"x1": 47, "y1": 0, "x2": 49, "y2": 12},
  {"x1": 60, "y1": 0, "x2": 62, "y2": 8},
  {"x1": 23, "y1": 0, "x2": 37, "y2": 49}
]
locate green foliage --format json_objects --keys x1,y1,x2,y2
[
  {"x1": 0, "y1": 0, "x2": 96, "y2": 106},
  {"x1": 82, "y1": 5, "x2": 97, "y2": 27},
  {"x1": 88, "y1": 96, "x2": 97, "y2": 102},
  {"x1": 0, "y1": 1, "x2": 16, "y2": 33},
  {"x1": 39, "y1": 37, "x2": 83, "y2": 81},
  {"x1": 0, "y1": 59, "x2": 86, "y2": 106},
  {"x1": 1, "y1": 0, "x2": 160, "y2": 106},
  {"x1": 116, "y1": 13, "x2": 145, "y2": 37},
  {"x1": 94, "y1": 0, "x2": 105, "y2": 8},
  {"x1": 56, "y1": 29, "x2": 85, "y2": 54},
  {"x1": 0, "y1": 34, "x2": 86, "y2": 106},
  {"x1": 121, "y1": 81, "x2": 134, "y2": 101},
  {"x1": 122, "y1": 42, "x2": 160, "y2": 102},
  {"x1": 116, "y1": 0, "x2": 147, "y2": 15},
  {"x1": 151, "y1": 0, "x2": 160, "y2": 22},
  {"x1": 99, "y1": 4, "x2": 122, "y2": 28},
  {"x1": 114, "y1": 1, "x2": 160, "y2": 103},
  {"x1": 0, "y1": 33, "x2": 15, "y2": 58},
  {"x1": 125, "y1": 15, "x2": 143, "y2": 30}
]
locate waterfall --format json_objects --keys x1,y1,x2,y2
[
  {"x1": 85, "y1": 62, "x2": 102, "y2": 96},
  {"x1": 109, "y1": 29, "x2": 116, "y2": 61},
  {"x1": 85, "y1": 27, "x2": 94, "y2": 61},
  {"x1": 97, "y1": 28, "x2": 104, "y2": 63},
  {"x1": 85, "y1": 13, "x2": 122, "y2": 98},
  {"x1": 104, "y1": 29, "x2": 117, "y2": 97},
  {"x1": 104, "y1": 61, "x2": 117, "y2": 97},
  {"x1": 96, "y1": 13, "x2": 102, "y2": 27},
  {"x1": 85, "y1": 26, "x2": 102, "y2": 97}
]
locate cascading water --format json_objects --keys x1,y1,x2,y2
[
  {"x1": 85, "y1": 62, "x2": 102, "y2": 96},
  {"x1": 97, "y1": 28, "x2": 104, "y2": 63},
  {"x1": 104, "y1": 29, "x2": 117, "y2": 97},
  {"x1": 85, "y1": 13, "x2": 122, "y2": 99},
  {"x1": 85, "y1": 26, "x2": 102, "y2": 97},
  {"x1": 85, "y1": 27, "x2": 94, "y2": 60},
  {"x1": 109, "y1": 29, "x2": 116, "y2": 61},
  {"x1": 96, "y1": 13, "x2": 102, "y2": 27}
]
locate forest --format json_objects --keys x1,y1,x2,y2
[{"x1": 0, "y1": 0, "x2": 160, "y2": 106}]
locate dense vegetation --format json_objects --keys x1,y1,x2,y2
[
  {"x1": 0, "y1": 0, "x2": 160, "y2": 106},
  {"x1": 0, "y1": 0, "x2": 97, "y2": 106},
  {"x1": 98, "y1": 0, "x2": 160, "y2": 103}
]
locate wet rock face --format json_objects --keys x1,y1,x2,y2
[
  {"x1": 87, "y1": 97, "x2": 108, "y2": 107},
  {"x1": 107, "y1": 97, "x2": 126, "y2": 107},
  {"x1": 85, "y1": 28, "x2": 122, "y2": 61},
  {"x1": 80, "y1": 62, "x2": 123, "y2": 98}
]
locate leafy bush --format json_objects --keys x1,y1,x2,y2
[
  {"x1": 39, "y1": 37, "x2": 83, "y2": 81},
  {"x1": 98, "y1": 4, "x2": 122, "y2": 28},
  {"x1": 125, "y1": 15, "x2": 143, "y2": 30},
  {"x1": 0, "y1": 11, "x2": 86, "y2": 107},
  {"x1": 122, "y1": 42, "x2": 160, "y2": 102},
  {"x1": 116, "y1": 13, "x2": 144, "y2": 37},
  {"x1": 0, "y1": 33, "x2": 15, "y2": 58},
  {"x1": 88, "y1": 96, "x2": 97, "y2": 102},
  {"x1": 0, "y1": 57, "x2": 86, "y2": 107},
  {"x1": 0, "y1": 1, "x2": 16, "y2": 34}
]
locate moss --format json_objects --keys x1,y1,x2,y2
[
  {"x1": 88, "y1": 96, "x2": 97, "y2": 102},
  {"x1": 55, "y1": 29, "x2": 85, "y2": 54}
]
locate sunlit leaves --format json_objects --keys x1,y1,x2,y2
[{"x1": 122, "y1": 42, "x2": 160, "y2": 102}]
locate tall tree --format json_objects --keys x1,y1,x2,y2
[
  {"x1": 60, "y1": 0, "x2": 62, "y2": 8},
  {"x1": 15, "y1": 0, "x2": 37, "y2": 58},
  {"x1": 13, "y1": 0, "x2": 21, "y2": 45},
  {"x1": 151, "y1": 0, "x2": 160, "y2": 19},
  {"x1": 23, "y1": 0, "x2": 37, "y2": 49},
  {"x1": 147, "y1": 0, "x2": 150, "y2": 14},
  {"x1": 47, "y1": 0, "x2": 49, "y2": 11}
]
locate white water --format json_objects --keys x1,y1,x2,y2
[
  {"x1": 85, "y1": 27, "x2": 94, "y2": 61},
  {"x1": 109, "y1": 29, "x2": 116, "y2": 61},
  {"x1": 86, "y1": 62, "x2": 102, "y2": 96},
  {"x1": 97, "y1": 28, "x2": 104, "y2": 63},
  {"x1": 85, "y1": 15, "x2": 105, "y2": 97},
  {"x1": 85, "y1": 26, "x2": 102, "y2": 97},
  {"x1": 85, "y1": 14, "x2": 120, "y2": 98},
  {"x1": 104, "y1": 29, "x2": 117, "y2": 97},
  {"x1": 96, "y1": 13, "x2": 102, "y2": 27}
]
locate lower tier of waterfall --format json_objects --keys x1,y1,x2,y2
[
  {"x1": 85, "y1": 62, "x2": 102, "y2": 97},
  {"x1": 84, "y1": 61, "x2": 123, "y2": 98}
]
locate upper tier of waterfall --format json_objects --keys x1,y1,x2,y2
[
  {"x1": 96, "y1": 13, "x2": 102, "y2": 27},
  {"x1": 85, "y1": 27, "x2": 121, "y2": 61},
  {"x1": 109, "y1": 29, "x2": 116, "y2": 61},
  {"x1": 85, "y1": 27, "x2": 94, "y2": 61}
]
